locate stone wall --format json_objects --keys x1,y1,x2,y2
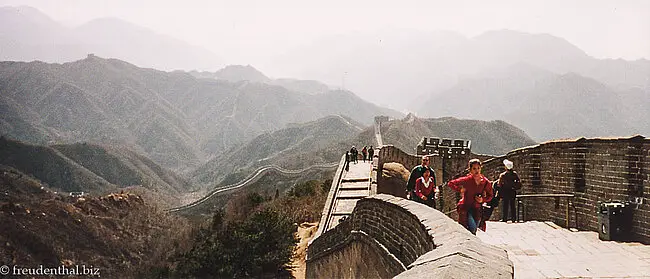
[
  {"x1": 377, "y1": 145, "x2": 475, "y2": 215},
  {"x1": 378, "y1": 145, "x2": 422, "y2": 174},
  {"x1": 482, "y1": 136, "x2": 650, "y2": 243},
  {"x1": 377, "y1": 145, "x2": 435, "y2": 199},
  {"x1": 306, "y1": 194, "x2": 513, "y2": 278}
]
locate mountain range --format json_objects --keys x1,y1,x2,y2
[
  {"x1": 420, "y1": 63, "x2": 649, "y2": 141},
  {"x1": 190, "y1": 115, "x2": 364, "y2": 188},
  {"x1": 2, "y1": 5, "x2": 646, "y2": 204},
  {"x1": 3, "y1": 6, "x2": 647, "y2": 142},
  {"x1": 273, "y1": 29, "x2": 649, "y2": 110},
  {"x1": 272, "y1": 29, "x2": 649, "y2": 140},
  {"x1": 0, "y1": 137, "x2": 188, "y2": 205},
  {"x1": 189, "y1": 65, "x2": 332, "y2": 95},
  {"x1": 191, "y1": 113, "x2": 537, "y2": 190},
  {"x1": 0, "y1": 56, "x2": 402, "y2": 171},
  {"x1": 378, "y1": 114, "x2": 538, "y2": 156}
]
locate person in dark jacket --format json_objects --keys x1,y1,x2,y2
[
  {"x1": 406, "y1": 155, "x2": 436, "y2": 201},
  {"x1": 479, "y1": 180, "x2": 501, "y2": 231},
  {"x1": 498, "y1": 159, "x2": 521, "y2": 222},
  {"x1": 350, "y1": 146, "x2": 358, "y2": 164},
  {"x1": 368, "y1": 146, "x2": 374, "y2": 160},
  {"x1": 345, "y1": 151, "x2": 351, "y2": 171}
]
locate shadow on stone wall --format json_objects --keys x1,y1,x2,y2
[{"x1": 307, "y1": 194, "x2": 513, "y2": 278}]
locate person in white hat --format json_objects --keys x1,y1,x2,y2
[{"x1": 498, "y1": 159, "x2": 522, "y2": 222}]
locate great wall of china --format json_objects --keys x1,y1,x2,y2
[
  {"x1": 164, "y1": 115, "x2": 650, "y2": 278},
  {"x1": 306, "y1": 116, "x2": 650, "y2": 278}
]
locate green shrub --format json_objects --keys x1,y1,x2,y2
[{"x1": 174, "y1": 208, "x2": 297, "y2": 278}]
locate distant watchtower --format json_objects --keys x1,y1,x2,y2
[
  {"x1": 416, "y1": 137, "x2": 471, "y2": 158},
  {"x1": 416, "y1": 137, "x2": 472, "y2": 212},
  {"x1": 374, "y1": 115, "x2": 389, "y2": 123}
]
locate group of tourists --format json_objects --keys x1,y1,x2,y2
[
  {"x1": 406, "y1": 156, "x2": 522, "y2": 235},
  {"x1": 346, "y1": 145, "x2": 375, "y2": 167}
]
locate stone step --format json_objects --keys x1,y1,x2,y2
[
  {"x1": 342, "y1": 178, "x2": 370, "y2": 182},
  {"x1": 336, "y1": 194, "x2": 370, "y2": 199},
  {"x1": 331, "y1": 212, "x2": 352, "y2": 216},
  {"x1": 340, "y1": 181, "x2": 370, "y2": 189},
  {"x1": 339, "y1": 185, "x2": 370, "y2": 191}
]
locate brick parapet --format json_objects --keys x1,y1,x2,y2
[
  {"x1": 311, "y1": 154, "x2": 347, "y2": 242},
  {"x1": 378, "y1": 145, "x2": 421, "y2": 173},
  {"x1": 480, "y1": 136, "x2": 649, "y2": 243},
  {"x1": 307, "y1": 194, "x2": 513, "y2": 278}
]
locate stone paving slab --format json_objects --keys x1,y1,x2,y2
[
  {"x1": 477, "y1": 221, "x2": 650, "y2": 279},
  {"x1": 332, "y1": 199, "x2": 358, "y2": 214},
  {"x1": 323, "y1": 161, "x2": 372, "y2": 231},
  {"x1": 343, "y1": 162, "x2": 371, "y2": 180},
  {"x1": 337, "y1": 189, "x2": 370, "y2": 198},
  {"x1": 327, "y1": 215, "x2": 347, "y2": 230},
  {"x1": 340, "y1": 181, "x2": 370, "y2": 189}
]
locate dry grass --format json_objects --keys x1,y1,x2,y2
[
  {"x1": 0, "y1": 166, "x2": 194, "y2": 278},
  {"x1": 291, "y1": 222, "x2": 319, "y2": 279}
]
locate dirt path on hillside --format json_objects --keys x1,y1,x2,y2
[{"x1": 291, "y1": 222, "x2": 319, "y2": 279}]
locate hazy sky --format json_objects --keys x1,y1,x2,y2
[{"x1": 2, "y1": 0, "x2": 649, "y2": 65}]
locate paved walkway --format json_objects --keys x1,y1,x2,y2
[
  {"x1": 326, "y1": 160, "x2": 372, "y2": 230},
  {"x1": 477, "y1": 221, "x2": 650, "y2": 278}
]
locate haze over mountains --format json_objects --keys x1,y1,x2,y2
[
  {"x1": 272, "y1": 29, "x2": 649, "y2": 141},
  {"x1": 0, "y1": 6, "x2": 223, "y2": 71},
  {"x1": 1, "y1": 3, "x2": 648, "y2": 277},
  {"x1": 189, "y1": 65, "x2": 332, "y2": 95},
  {"x1": 274, "y1": 29, "x2": 649, "y2": 108},
  {"x1": 420, "y1": 63, "x2": 650, "y2": 141},
  {"x1": 1, "y1": 5, "x2": 648, "y2": 168}
]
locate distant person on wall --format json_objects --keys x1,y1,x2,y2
[
  {"x1": 406, "y1": 155, "x2": 436, "y2": 202},
  {"x1": 498, "y1": 159, "x2": 522, "y2": 222},
  {"x1": 368, "y1": 146, "x2": 374, "y2": 160},
  {"x1": 447, "y1": 159, "x2": 493, "y2": 235},
  {"x1": 414, "y1": 168, "x2": 439, "y2": 208},
  {"x1": 361, "y1": 146, "x2": 368, "y2": 162},
  {"x1": 345, "y1": 151, "x2": 351, "y2": 171},
  {"x1": 350, "y1": 146, "x2": 358, "y2": 164}
]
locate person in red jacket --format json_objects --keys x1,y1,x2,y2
[
  {"x1": 414, "y1": 168, "x2": 439, "y2": 208},
  {"x1": 447, "y1": 159, "x2": 494, "y2": 235}
]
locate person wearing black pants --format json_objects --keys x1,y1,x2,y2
[
  {"x1": 498, "y1": 159, "x2": 521, "y2": 222},
  {"x1": 479, "y1": 180, "x2": 501, "y2": 231}
]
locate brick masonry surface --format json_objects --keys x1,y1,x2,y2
[
  {"x1": 482, "y1": 136, "x2": 650, "y2": 243},
  {"x1": 306, "y1": 194, "x2": 513, "y2": 278}
]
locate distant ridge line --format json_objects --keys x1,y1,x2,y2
[{"x1": 166, "y1": 163, "x2": 339, "y2": 213}]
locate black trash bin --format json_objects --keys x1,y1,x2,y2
[{"x1": 598, "y1": 201, "x2": 632, "y2": 241}]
